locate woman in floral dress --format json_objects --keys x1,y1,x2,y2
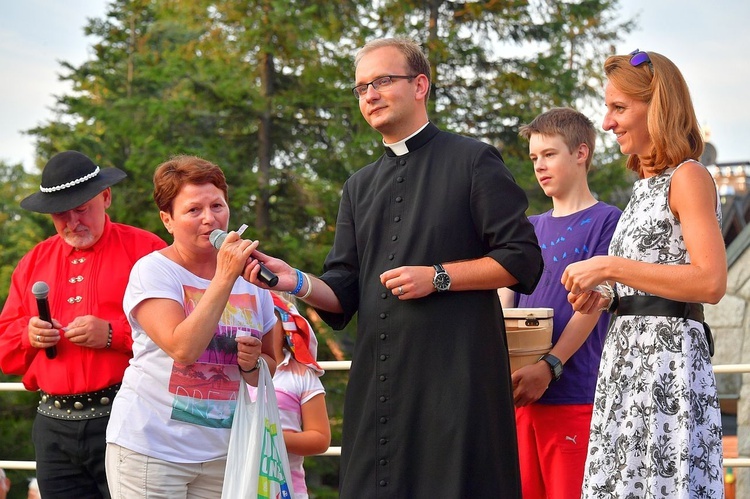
[{"x1": 561, "y1": 50, "x2": 727, "y2": 498}]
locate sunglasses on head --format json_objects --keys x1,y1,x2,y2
[{"x1": 629, "y1": 49, "x2": 653, "y2": 73}]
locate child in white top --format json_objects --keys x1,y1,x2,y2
[{"x1": 251, "y1": 293, "x2": 331, "y2": 498}]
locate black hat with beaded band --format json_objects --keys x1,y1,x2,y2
[{"x1": 20, "y1": 150, "x2": 127, "y2": 214}]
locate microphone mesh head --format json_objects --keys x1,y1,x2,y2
[
  {"x1": 32, "y1": 281, "x2": 50, "y2": 299},
  {"x1": 209, "y1": 229, "x2": 226, "y2": 249}
]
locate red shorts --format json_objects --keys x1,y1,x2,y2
[{"x1": 515, "y1": 403, "x2": 593, "y2": 499}]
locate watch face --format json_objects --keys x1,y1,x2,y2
[
  {"x1": 543, "y1": 354, "x2": 563, "y2": 381},
  {"x1": 434, "y1": 272, "x2": 451, "y2": 291}
]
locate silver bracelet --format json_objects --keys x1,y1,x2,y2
[
  {"x1": 596, "y1": 282, "x2": 615, "y2": 312},
  {"x1": 298, "y1": 272, "x2": 313, "y2": 300}
]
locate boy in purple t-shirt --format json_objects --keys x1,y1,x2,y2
[{"x1": 500, "y1": 107, "x2": 621, "y2": 499}]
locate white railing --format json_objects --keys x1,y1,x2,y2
[{"x1": 1, "y1": 361, "x2": 746, "y2": 469}]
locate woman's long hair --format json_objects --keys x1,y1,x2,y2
[{"x1": 604, "y1": 51, "x2": 703, "y2": 176}]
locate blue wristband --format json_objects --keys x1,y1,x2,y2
[{"x1": 292, "y1": 268, "x2": 304, "y2": 295}]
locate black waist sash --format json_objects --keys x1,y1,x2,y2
[{"x1": 615, "y1": 295, "x2": 713, "y2": 356}]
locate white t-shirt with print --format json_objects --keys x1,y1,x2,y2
[{"x1": 106, "y1": 251, "x2": 276, "y2": 463}]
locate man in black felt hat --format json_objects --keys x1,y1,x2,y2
[{"x1": 0, "y1": 151, "x2": 166, "y2": 499}]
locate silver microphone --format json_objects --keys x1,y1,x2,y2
[{"x1": 209, "y1": 229, "x2": 278, "y2": 287}]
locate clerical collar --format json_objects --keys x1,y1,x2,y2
[{"x1": 383, "y1": 122, "x2": 430, "y2": 156}]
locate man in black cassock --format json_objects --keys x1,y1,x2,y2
[{"x1": 251, "y1": 37, "x2": 542, "y2": 498}]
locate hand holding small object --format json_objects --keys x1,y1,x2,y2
[
  {"x1": 209, "y1": 225, "x2": 279, "y2": 287},
  {"x1": 595, "y1": 282, "x2": 617, "y2": 313}
]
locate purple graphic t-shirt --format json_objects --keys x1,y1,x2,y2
[{"x1": 517, "y1": 202, "x2": 621, "y2": 404}]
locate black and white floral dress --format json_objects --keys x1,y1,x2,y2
[{"x1": 581, "y1": 162, "x2": 724, "y2": 498}]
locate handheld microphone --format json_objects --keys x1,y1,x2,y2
[
  {"x1": 31, "y1": 281, "x2": 57, "y2": 359},
  {"x1": 209, "y1": 229, "x2": 279, "y2": 287}
]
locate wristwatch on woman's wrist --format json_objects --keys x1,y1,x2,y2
[{"x1": 239, "y1": 358, "x2": 261, "y2": 374}]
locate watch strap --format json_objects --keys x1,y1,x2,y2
[
  {"x1": 239, "y1": 359, "x2": 261, "y2": 374},
  {"x1": 540, "y1": 353, "x2": 563, "y2": 381}
]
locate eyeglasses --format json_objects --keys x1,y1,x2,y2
[
  {"x1": 629, "y1": 49, "x2": 653, "y2": 73},
  {"x1": 352, "y1": 75, "x2": 417, "y2": 99}
]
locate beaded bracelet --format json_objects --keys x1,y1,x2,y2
[
  {"x1": 106, "y1": 324, "x2": 113, "y2": 349},
  {"x1": 298, "y1": 272, "x2": 313, "y2": 300},
  {"x1": 292, "y1": 268, "x2": 304, "y2": 295}
]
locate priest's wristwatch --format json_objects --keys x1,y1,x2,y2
[
  {"x1": 540, "y1": 353, "x2": 563, "y2": 382},
  {"x1": 432, "y1": 264, "x2": 451, "y2": 292}
]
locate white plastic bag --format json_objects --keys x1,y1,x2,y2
[{"x1": 221, "y1": 358, "x2": 295, "y2": 498}]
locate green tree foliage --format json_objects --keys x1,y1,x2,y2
[
  {"x1": 0, "y1": 161, "x2": 54, "y2": 306},
  {"x1": 28, "y1": 0, "x2": 379, "y2": 271},
  {"x1": 368, "y1": 0, "x2": 634, "y2": 212}
]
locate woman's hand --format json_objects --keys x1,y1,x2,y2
[
  {"x1": 215, "y1": 231, "x2": 257, "y2": 281},
  {"x1": 236, "y1": 335, "x2": 262, "y2": 372},
  {"x1": 561, "y1": 256, "x2": 609, "y2": 296},
  {"x1": 567, "y1": 290, "x2": 609, "y2": 315}
]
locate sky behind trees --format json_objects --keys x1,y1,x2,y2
[{"x1": 2, "y1": 0, "x2": 749, "y2": 170}]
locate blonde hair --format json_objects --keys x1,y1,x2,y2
[
  {"x1": 604, "y1": 51, "x2": 703, "y2": 175},
  {"x1": 519, "y1": 107, "x2": 597, "y2": 171}
]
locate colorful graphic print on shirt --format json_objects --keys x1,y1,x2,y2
[{"x1": 168, "y1": 285, "x2": 264, "y2": 428}]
